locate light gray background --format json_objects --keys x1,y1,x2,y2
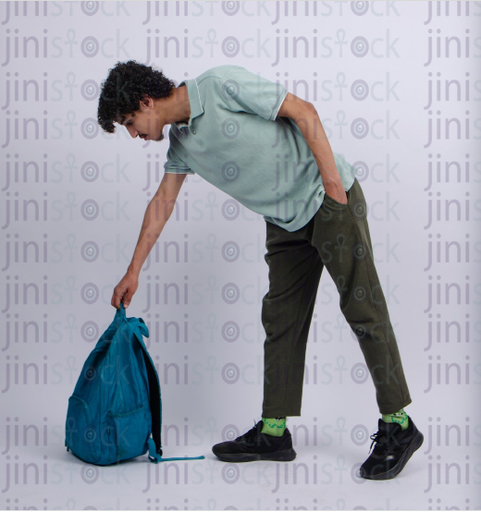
[{"x1": 1, "y1": 1, "x2": 480, "y2": 510}]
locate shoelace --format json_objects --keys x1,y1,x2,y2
[
  {"x1": 368, "y1": 430, "x2": 385, "y2": 453},
  {"x1": 235, "y1": 420, "x2": 260, "y2": 443},
  {"x1": 369, "y1": 428, "x2": 402, "y2": 455}
]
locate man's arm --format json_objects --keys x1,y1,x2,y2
[
  {"x1": 277, "y1": 92, "x2": 347, "y2": 205},
  {"x1": 111, "y1": 172, "x2": 187, "y2": 309}
]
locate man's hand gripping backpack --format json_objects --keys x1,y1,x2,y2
[{"x1": 65, "y1": 303, "x2": 204, "y2": 465}]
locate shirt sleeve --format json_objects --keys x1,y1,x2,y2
[
  {"x1": 164, "y1": 128, "x2": 195, "y2": 175},
  {"x1": 219, "y1": 65, "x2": 288, "y2": 121}
]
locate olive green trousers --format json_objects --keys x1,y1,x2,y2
[{"x1": 261, "y1": 178, "x2": 412, "y2": 417}]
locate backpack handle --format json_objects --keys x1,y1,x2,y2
[{"x1": 117, "y1": 302, "x2": 127, "y2": 318}]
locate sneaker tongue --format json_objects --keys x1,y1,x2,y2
[{"x1": 379, "y1": 418, "x2": 401, "y2": 434}]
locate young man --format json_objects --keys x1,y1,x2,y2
[{"x1": 98, "y1": 60, "x2": 423, "y2": 480}]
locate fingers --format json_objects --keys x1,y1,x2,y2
[
  {"x1": 111, "y1": 292, "x2": 120, "y2": 309},
  {"x1": 123, "y1": 283, "x2": 138, "y2": 308},
  {"x1": 111, "y1": 275, "x2": 138, "y2": 310},
  {"x1": 123, "y1": 293, "x2": 131, "y2": 309},
  {"x1": 111, "y1": 287, "x2": 125, "y2": 310},
  {"x1": 111, "y1": 287, "x2": 134, "y2": 309}
]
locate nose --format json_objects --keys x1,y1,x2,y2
[{"x1": 126, "y1": 125, "x2": 138, "y2": 139}]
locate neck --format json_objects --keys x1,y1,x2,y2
[{"x1": 166, "y1": 84, "x2": 190, "y2": 125}]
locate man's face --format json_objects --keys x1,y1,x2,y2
[{"x1": 118, "y1": 98, "x2": 164, "y2": 142}]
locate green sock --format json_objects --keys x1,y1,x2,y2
[
  {"x1": 261, "y1": 417, "x2": 286, "y2": 436},
  {"x1": 382, "y1": 409, "x2": 409, "y2": 430}
]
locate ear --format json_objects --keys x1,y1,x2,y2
[{"x1": 139, "y1": 95, "x2": 154, "y2": 111}]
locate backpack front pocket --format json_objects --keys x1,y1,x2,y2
[{"x1": 66, "y1": 395, "x2": 101, "y2": 463}]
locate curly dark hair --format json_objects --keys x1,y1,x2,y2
[{"x1": 97, "y1": 60, "x2": 177, "y2": 134}]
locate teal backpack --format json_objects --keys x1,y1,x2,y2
[{"x1": 65, "y1": 303, "x2": 204, "y2": 465}]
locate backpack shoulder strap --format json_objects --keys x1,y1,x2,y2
[
  {"x1": 129, "y1": 313, "x2": 204, "y2": 463},
  {"x1": 128, "y1": 316, "x2": 163, "y2": 456},
  {"x1": 141, "y1": 343, "x2": 162, "y2": 455}
]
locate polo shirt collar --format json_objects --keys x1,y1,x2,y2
[{"x1": 174, "y1": 78, "x2": 204, "y2": 129}]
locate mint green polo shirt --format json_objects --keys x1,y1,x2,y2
[{"x1": 164, "y1": 65, "x2": 356, "y2": 232}]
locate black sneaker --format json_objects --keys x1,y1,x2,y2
[
  {"x1": 212, "y1": 421, "x2": 297, "y2": 463},
  {"x1": 359, "y1": 416, "x2": 424, "y2": 480}
]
